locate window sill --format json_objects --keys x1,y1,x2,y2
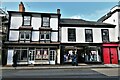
[
  {"x1": 19, "y1": 26, "x2": 33, "y2": 30},
  {"x1": 39, "y1": 27, "x2": 52, "y2": 31}
]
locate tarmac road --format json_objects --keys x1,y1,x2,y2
[{"x1": 2, "y1": 68, "x2": 120, "y2": 80}]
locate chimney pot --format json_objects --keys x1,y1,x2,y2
[
  {"x1": 57, "y1": 9, "x2": 60, "y2": 14},
  {"x1": 19, "y1": 2, "x2": 25, "y2": 12}
]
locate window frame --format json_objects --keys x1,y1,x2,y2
[
  {"x1": 85, "y1": 29, "x2": 93, "y2": 42},
  {"x1": 22, "y1": 15, "x2": 32, "y2": 26},
  {"x1": 68, "y1": 28, "x2": 76, "y2": 42},
  {"x1": 101, "y1": 29, "x2": 109, "y2": 42},
  {"x1": 19, "y1": 31, "x2": 31, "y2": 41},
  {"x1": 40, "y1": 31, "x2": 51, "y2": 41},
  {"x1": 41, "y1": 16, "x2": 50, "y2": 27}
]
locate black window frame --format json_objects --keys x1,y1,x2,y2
[
  {"x1": 22, "y1": 15, "x2": 32, "y2": 26},
  {"x1": 101, "y1": 29, "x2": 109, "y2": 42},
  {"x1": 68, "y1": 28, "x2": 76, "y2": 41},
  {"x1": 85, "y1": 29, "x2": 93, "y2": 42},
  {"x1": 41, "y1": 16, "x2": 50, "y2": 27}
]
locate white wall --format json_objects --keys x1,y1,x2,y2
[
  {"x1": 103, "y1": 12, "x2": 119, "y2": 42},
  {"x1": 50, "y1": 18, "x2": 58, "y2": 30},
  {"x1": 10, "y1": 16, "x2": 22, "y2": 29},
  {"x1": 9, "y1": 30, "x2": 19, "y2": 41},
  {"x1": 32, "y1": 17, "x2": 41, "y2": 30},
  {"x1": 61, "y1": 27, "x2": 115, "y2": 43},
  {"x1": 32, "y1": 31, "x2": 39, "y2": 41},
  {"x1": 51, "y1": 32, "x2": 58, "y2": 42}
]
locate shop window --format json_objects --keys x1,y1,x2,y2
[
  {"x1": 68, "y1": 28, "x2": 76, "y2": 41},
  {"x1": 23, "y1": 16, "x2": 31, "y2": 26},
  {"x1": 42, "y1": 17, "x2": 50, "y2": 27},
  {"x1": 101, "y1": 29, "x2": 109, "y2": 42},
  {"x1": 20, "y1": 31, "x2": 31, "y2": 41},
  {"x1": 35, "y1": 49, "x2": 49, "y2": 60},
  {"x1": 84, "y1": 47, "x2": 101, "y2": 62},
  {"x1": 85, "y1": 29, "x2": 93, "y2": 42},
  {"x1": 16, "y1": 49, "x2": 28, "y2": 61},
  {"x1": 64, "y1": 50, "x2": 77, "y2": 63},
  {"x1": 40, "y1": 31, "x2": 50, "y2": 42}
]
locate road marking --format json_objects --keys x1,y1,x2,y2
[{"x1": 91, "y1": 68, "x2": 119, "y2": 77}]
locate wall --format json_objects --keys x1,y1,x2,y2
[
  {"x1": 61, "y1": 27, "x2": 115, "y2": 43},
  {"x1": 103, "y1": 12, "x2": 119, "y2": 42},
  {"x1": 9, "y1": 13, "x2": 59, "y2": 42}
]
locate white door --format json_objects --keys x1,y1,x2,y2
[
  {"x1": 49, "y1": 50, "x2": 56, "y2": 64},
  {"x1": 28, "y1": 50, "x2": 35, "y2": 64}
]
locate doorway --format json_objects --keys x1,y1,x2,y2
[{"x1": 103, "y1": 48, "x2": 118, "y2": 64}]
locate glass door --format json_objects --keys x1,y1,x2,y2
[
  {"x1": 49, "y1": 50, "x2": 56, "y2": 64},
  {"x1": 28, "y1": 50, "x2": 35, "y2": 64}
]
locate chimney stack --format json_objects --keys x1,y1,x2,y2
[
  {"x1": 19, "y1": 2, "x2": 25, "y2": 12},
  {"x1": 57, "y1": 9, "x2": 60, "y2": 14}
]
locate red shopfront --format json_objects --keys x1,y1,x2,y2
[{"x1": 102, "y1": 43, "x2": 118, "y2": 64}]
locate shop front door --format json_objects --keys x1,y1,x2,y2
[
  {"x1": 28, "y1": 50, "x2": 35, "y2": 64},
  {"x1": 49, "y1": 50, "x2": 56, "y2": 64},
  {"x1": 103, "y1": 48, "x2": 110, "y2": 64},
  {"x1": 103, "y1": 48, "x2": 118, "y2": 64},
  {"x1": 110, "y1": 48, "x2": 118, "y2": 64}
]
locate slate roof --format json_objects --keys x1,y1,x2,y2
[
  {"x1": 98, "y1": 5, "x2": 120, "y2": 22},
  {"x1": 60, "y1": 18, "x2": 115, "y2": 27}
]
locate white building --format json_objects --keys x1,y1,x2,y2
[
  {"x1": 98, "y1": 4, "x2": 120, "y2": 64},
  {"x1": 4, "y1": 2, "x2": 120, "y2": 66},
  {"x1": 5, "y1": 2, "x2": 61, "y2": 66},
  {"x1": 60, "y1": 19, "x2": 118, "y2": 64}
]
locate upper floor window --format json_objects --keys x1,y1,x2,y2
[
  {"x1": 85, "y1": 29, "x2": 93, "y2": 42},
  {"x1": 40, "y1": 31, "x2": 50, "y2": 41},
  {"x1": 20, "y1": 31, "x2": 31, "y2": 41},
  {"x1": 42, "y1": 17, "x2": 50, "y2": 27},
  {"x1": 101, "y1": 29, "x2": 109, "y2": 42},
  {"x1": 23, "y1": 16, "x2": 31, "y2": 26},
  {"x1": 68, "y1": 28, "x2": 76, "y2": 41}
]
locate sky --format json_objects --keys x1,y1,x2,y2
[{"x1": 1, "y1": 2, "x2": 119, "y2": 21}]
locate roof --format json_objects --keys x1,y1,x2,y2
[
  {"x1": 60, "y1": 18, "x2": 115, "y2": 28},
  {"x1": 98, "y1": 5, "x2": 120, "y2": 22},
  {"x1": 8, "y1": 11, "x2": 61, "y2": 16}
]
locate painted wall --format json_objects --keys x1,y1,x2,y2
[
  {"x1": 32, "y1": 31, "x2": 39, "y2": 41},
  {"x1": 51, "y1": 32, "x2": 58, "y2": 42},
  {"x1": 32, "y1": 17, "x2": 41, "y2": 30},
  {"x1": 9, "y1": 30, "x2": 19, "y2": 41},
  {"x1": 103, "y1": 12, "x2": 119, "y2": 42},
  {"x1": 9, "y1": 14, "x2": 59, "y2": 42},
  {"x1": 60, "y1": 27, "x2": 115, "y2": 43},
  {"x1": 10, "y1": 16, "x2": 22, "y2": 29},
  {"x1": 50, "y1": 18, "x2": 58, "y2": 30}
]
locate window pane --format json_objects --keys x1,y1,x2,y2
[
  {"x1": 41, "y1": 34, "x2": 44, "y2": 39},
  {"x1": 85, "y1": 29, "x2": 93, "y2": 42},
  {"x1": 20, "y1": 32, "x2": 24, "y2": 39},
  {"x1": 24, "y1": 16, "x2": 31, "y2": 25},
  {"x1": 68, "y1": 28, "x2": 76, "y2": 41},
  {"x1": 42, "y1": 17, "x2": 49, "y2": 26},
  {"x1": 25, "y1": 32, "x2": 30, "y2": 40},
  {"x1": 102, "y1": 29, "x2": 109, "y2": 42},
  {"x1": 46, "y1": 33, "x2": 50, "y2": 39}
]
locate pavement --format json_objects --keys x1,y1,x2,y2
[{"x1": 1, "y1": 64, "x2": 120, "y2": 70}]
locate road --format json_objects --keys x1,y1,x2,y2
[{"x1": 2, "y1": 68, "x2": 120, "y2": 80}]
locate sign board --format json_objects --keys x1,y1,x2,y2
[{"x1": 7, "y1": 50, "x2": 14, "y2": 65}]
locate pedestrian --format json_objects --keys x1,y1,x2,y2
[
  {"x1": 13, "y1": 52, "x2": 18, "y2": 68},
  {"x1": 72, "y1": 51, "x2": 78, "y2": 66}
]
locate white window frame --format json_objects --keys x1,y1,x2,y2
[
  {"x1": 20, "y1": 31, "x2": 31, "y2": 40},
  {"x1": 42, "y1": 17, "x2": 50, "y2": 27},
  {"x1": 40, "y1": 31, "x2": 50, "y2": 40},
  {"x1": 23, "y1": 16, "x2": 31, "y2": 26}
]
